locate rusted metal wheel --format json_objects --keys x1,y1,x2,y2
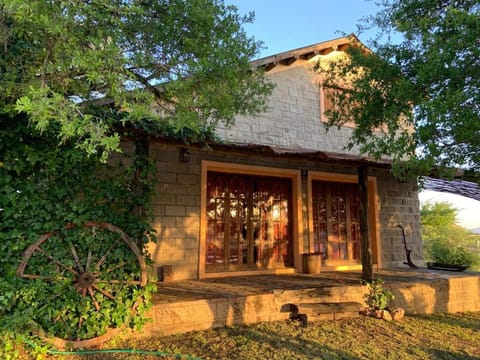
[{"x1": 17, "y1": 221, "x2": 148, "y2": 349}]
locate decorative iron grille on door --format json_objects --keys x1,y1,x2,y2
[
  {"x1": 312, "y1": 181, "x2": 360, "y2": 264},
  {"x1": 206, "y1": 172, "x2": 292, "y2": 272}
]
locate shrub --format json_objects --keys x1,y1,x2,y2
[
  {"x1": 363, "y1": 279, "x2": 395, "y2": 310},
  {"x1": 426, "y1": 239, "x2": 479, "y2": 265},
  {"x1": 421, "y1": 202, "x2": 480, "y2": 266}
]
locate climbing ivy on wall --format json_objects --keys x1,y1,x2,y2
[{"x1": 0, "y1": 116, "x2": 157, "y2": 356}]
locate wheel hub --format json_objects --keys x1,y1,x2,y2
[{"x1": 76, "y1": 272, "x2": 96, "y2": 289}]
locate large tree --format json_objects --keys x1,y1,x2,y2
[
  {"x1": 1, "y1": 0, "x2": 272, "y2": 160},
  {"x1": 0, "y1": 0, "x2": 273, "y2": 351},
  {"x1": 320, "y1": 0, "x2": 479, "y2": 179}
]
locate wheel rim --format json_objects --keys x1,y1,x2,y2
[{"x1": 17, "y1": 221, "x2": 148, "y2": 348}]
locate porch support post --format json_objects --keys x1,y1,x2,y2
[{"x1": 358, "y1": 165, "x2": 373, "y2": 282}]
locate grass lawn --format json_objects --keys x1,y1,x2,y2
[{"x1": 36, "y1": 312, "x2": 480, "y2": 359}]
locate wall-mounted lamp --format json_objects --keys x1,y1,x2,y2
[
  {"x1": 301, "y1": 169, "x2": 308, "y2": 178},
  {"x1": 180, "y1": 148, "x2": 190, "y2": 163}
]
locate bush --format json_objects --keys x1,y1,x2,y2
[
  {"x1": 421, "y1": 201, "x2": 480, "y2": 266},
  {"x1": 363, "y1": 279, "x2": 395, "y2": 310},
  {"x1": 0, "y1": 117, "x2": 156, "y2": 357},
  {"x1": 426, "y1": 239, "x2": 479, "y2": 265}
]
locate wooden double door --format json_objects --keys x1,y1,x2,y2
[
  {"x1": 312, "y1": 180, "x2": 361, "y2": 264},
  {"x1": 206, "y1": 172, "x2": 293, "y2": 272}
]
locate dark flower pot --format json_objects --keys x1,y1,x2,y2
[
  {"x1": 427, "y1": 262, "x2": 469, "y2": 272},
  {"x1": 302, "y1": 253, "x2": 322, "y2": 274}
]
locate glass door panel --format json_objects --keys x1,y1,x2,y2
[
  {"x1": 206, "y1": 172, "x2": 292, "y2": 272},
  {"x1": 312, "y1": 181, "x2": 360, "y2": 264}
]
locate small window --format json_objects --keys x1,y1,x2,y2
[{"x1": 320, "y1": 85, "x2": 356, "y2": 127}]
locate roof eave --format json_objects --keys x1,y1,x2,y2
[{"x1": 250, "y1": 34, "x2": 363, "y2": 70}]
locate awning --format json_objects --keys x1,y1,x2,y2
[
  {"x1": 209, "y1": 142, "x2": 392, "y2": 168},
  {"x1": 423, "y1": 177, "x2": 480, "y2": 202}
]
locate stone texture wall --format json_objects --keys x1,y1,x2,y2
[
  {"x1": 147, "y1": 142, "x2": 423, "y2": 280},
  {"x1": 143, "y1": 274, "x2": 480, "y2": 337},
  {"x1": 216, "y1": 63, "x2": 360, "y2": 154},
  {"x1": 148, "y1": 143, "x2": 202, "y2": 280},
  {"x1": 371, "y1": 167, "x2": 424, "y2": 268}
]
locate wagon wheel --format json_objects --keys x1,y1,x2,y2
[{"x1": 17, "y1": 221, "x2": 148, "y2": 349}]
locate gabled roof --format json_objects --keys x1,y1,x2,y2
[{"x1": 251, "y1": 34, "x2": 363, "y2": 71}]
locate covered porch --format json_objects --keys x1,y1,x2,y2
[{"x1": 144, "y1": 268, "x2": 480, "y2": 337}]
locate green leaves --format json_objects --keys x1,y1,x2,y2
[
  {"x1": 421, "y1": 201, "x2": 480, "y2": 266},
  {"x1": 1, "y1": 0, "x2": 272, "y2": 159},
  {"x1": 363, "y1": 278, "x2": 395, "y2": 310},
  {"x1": 0, "y1": 117, "x2": 156, "y2": 353},
  {"x1": 321, "y1": 0, "x2": 480, "y2": 178}
]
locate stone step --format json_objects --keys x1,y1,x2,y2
[{"x1": 290, "y1": 301, "x2": 363, "y2": 322}]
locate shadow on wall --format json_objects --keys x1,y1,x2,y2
[
  {"x1": 150, "y1": 209, "x2": 200, "y2": 281},
  {"x1": 390, "y1": 280, "x2": 449, "y2": 314},
  {"x1": 390, "y1": 275, "x2": 480, "y2": 315}
]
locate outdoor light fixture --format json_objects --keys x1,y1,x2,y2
[{"x1": 180, "y1": 148, "x2": 190, "y2": 163}]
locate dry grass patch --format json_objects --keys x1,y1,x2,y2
[{"x1": 39, "y1": 312, "x2": 480, "y2": 359}]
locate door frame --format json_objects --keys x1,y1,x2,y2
[
  {"x1": 199, "y1": 161, "x2": 303, "y2": 278},
  {"x1": 307, "y1": 171, "x2": 381, "y2": 270}
]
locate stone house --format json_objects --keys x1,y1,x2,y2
[{"x1": 145, "y1": 35, "x2": 423, "y2": 281}]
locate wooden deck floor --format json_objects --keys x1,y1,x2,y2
[{"x1": 152, "y1": 268, "x2": 474, "y2": 304}]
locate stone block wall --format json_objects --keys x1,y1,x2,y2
[
  {"x1": 148, "y1": 143, "x2": 201, "y2": 280},
  {"x1": 216, "y1": 63, "x2": 360, "y2": 155},
  {"x1": 390, "y1": 275, "x2": 480, "y2": 314},
  {"x1": 143, "y1": 274, "x2": 480, "y2": 337},
  {"x1": 372, "y1": 168, "x2": 423, "y2": 268},
  {"x1": 147, "y1": 142, "x2": 423, "y2": 280}
]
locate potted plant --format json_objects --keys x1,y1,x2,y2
[{"x1": 426, "y1": 241, "x2": 477, "y2": 272}]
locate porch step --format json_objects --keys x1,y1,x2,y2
[{"x1": 291, "y1": 302, "x2": 363, "y2": 323}]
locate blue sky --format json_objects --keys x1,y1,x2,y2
[
  {"x1": 227, "y1": 0, "x2": 480, "y2": 229},
  {"x1": 227, "y1": 0, "x2": 381, "y2": 58}
]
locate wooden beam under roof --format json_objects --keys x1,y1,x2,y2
[{"x1": 250, "y1": 34, "x2": 362, "y2": 70}]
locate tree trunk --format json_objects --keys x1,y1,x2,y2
[{"x1": 358, "y1": 166, "x2": 373, "y2": 282}]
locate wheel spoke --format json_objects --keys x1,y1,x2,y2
[
  {"x1": 19, "y1": 274, "x2": 71, "y2": 281},
  {"x1": 36, "y1": 247, "x2": 78, "y2": 275},
  {"x1": 103, "y1": 261, "x2": 126, "y2": 274},
  {"x1": 86, "y1": 250, "x2": 92, "y2": 271},
  {"x1": 96, "y1": 279, "x2": 143, "y2": 285},
  {"x1": 95, "y1": 241, "x2": 120, "y2": 270},
  {"x1": 92, "y1": 284, "x2": 116, "y2": 301},
  {"x1": 87, "y1": 287, "x2": 101, "y2": 311},
  {"x1": 69, "y1": 242, "x2": 85, "y2": 273}
]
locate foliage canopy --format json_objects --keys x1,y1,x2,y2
[
  {"x1": 0, "y1": 0, "x2": 273, "y2": 355},
  {"x1": 320, "y1": 0, "x2": 479, "y2": 179},
  {"x1": 1, "y1": 0, "x2": 272, "y2": 160}
]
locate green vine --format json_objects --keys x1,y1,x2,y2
[{"x1": 0, "y1": 115, "x2": 157, "y2": 357}]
